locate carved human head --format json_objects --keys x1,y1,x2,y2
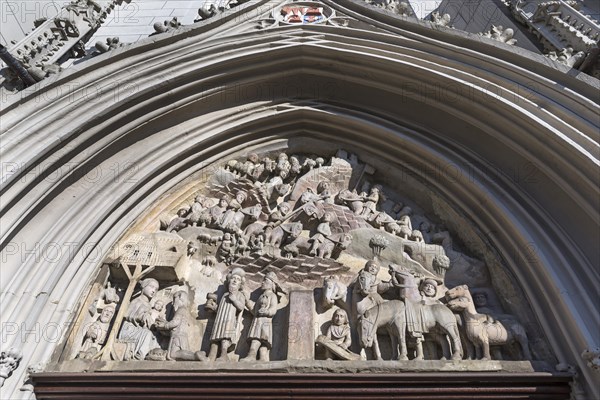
[
  {"x1": 262, "y1": 272, "x2": 278, "y2": 291},
  {"x1": 290, "y1": 156, "x2": 300, "y2": 166},
  {"x1": 235, "y1": 191, "x2": 247, "y2": 204},
  {"x1": 248, "y1": 153, "x2": 259, "y2": 163},
  {"x1": 278, "y1": 202, "x2": 291, "y2": 214},
  {"x1": 219, "y1": 197, "x2": 229, "y2": 207},
  {"x1": 365, "y1": 260, "x2": 380, "y2": 275},
  {"x1": 332, "y1": 309, "x2": 348, "y2": 326},
  {"x1": 173, "y1": 290, "x2": 189, "y2": 310},
  {"x1": 99, "y1": 305, "x2": 115, "y2": 323},
  {"x1": 140, "y1": 278, "x2": 159, "y2": 299},
  {"x1": 322, "y1": 212, "x2": 332, "y2": 223},
  {"x1": 277, "y1": 153, "x2": 288, "y2": 162},
  {"x1": 227, "y1": 268, "x2": 245, "y2": 292},
  {"x1": 473, "y1": 292, "x2": 488, "y2": 307},
  {"x1": 177, "y1": 208, "x2": 188, "y2": 217},
  {"x1": 317, "y1": 181, "x2": 329, "y2": 193},
  {"x1": 153, "y1": 300, "x2": 164, "y2": 312},
  {"x1": 420, "y1": 278, "x2": 438, "y2": 297}
]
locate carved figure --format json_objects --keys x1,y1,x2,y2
[
  {"x1": 316, "y1": 181, "x2": 333, "y2": 204},
  {"x1": 205, "y1": 197, "x2": 228, "y2": 227},
  {"x1": 351, "y1": 260, "x2": 393, "y2": 319},
  {"x1": 276, "y1": 153, "x2": 291, "y2": 178},
  {"x1": 337, "y1": 189, "x2": 365, "y2": 215},
  {"x1": 151, "y1": 300, "x2": 165, "y2": 321},
  {"x1": 208, "y1": 268, "x2": 251, "y2": 361},
  {"x1": 325, "y1": 309, "x2": 351, "y2": 357},
  {"x1": 166, "y1": 208, "x2": 189, "y2": 232},
  {"x1": 188, "y1": 194, "x2": 210, "y2": 226},
  {"x1": 360, "y1": 185, "x2": 381, "y2": 219},
  {"x1": 267, "y1": 222, "x2": 302, "y2": 247},
  {"x1": 78, "y1": 305, "x2": 115, "y2": 358},
  {"x1": 242, "y1": 272, "x2": 285, "y2": 361},
  {"x1": 309, "y1": 212, "x2": 332, "y2": 256},
  {"x1": 283, "y1": 232, "x2": 352, "y2": 259},
  {"x1": 248, "y1": 234, "x2": 265, "y2": 255},
  {"x1": 321, "y1": 276, "x2": 348, "y2": 310},
  {"x1": 117, "y1": 278, "x2": 161, "y2": 360},
  {"x1": 218, "y1": 233, "x2": 236, "y2": 264},
  {"x1": 155, "y1": 291, "x2": 204, "y2": 361},
  {"x1": 218, "y1": 191, "x2": 247, "y2": 231}
]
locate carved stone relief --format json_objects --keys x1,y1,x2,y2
[{"x1": 59, "y1": 149, "x2": 543, "y2": 368}]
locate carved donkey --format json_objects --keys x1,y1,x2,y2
[{"x1": 446, "y1": 296, "x2": 532, "y2": 361}]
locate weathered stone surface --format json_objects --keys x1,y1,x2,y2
[{"x1": 287, "y1": 291, "x2": 316, "y2": 361}]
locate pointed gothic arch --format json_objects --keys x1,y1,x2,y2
[{"x1": 1, "y1": 3, "x2": 598, "y2": 397}]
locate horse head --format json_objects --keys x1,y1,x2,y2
[
  {"x1": 445, "y1": 284, "x2": 471, "y2": 301},
  {"x1": 322, "y1": 276, "x2": 347, "y2": 308},
  {"x1": 447, "y1": 296, "x2": 471, "y2": 312},
  {"x1": 358, "y1": 312, "x2": 375, "y2": 349}
]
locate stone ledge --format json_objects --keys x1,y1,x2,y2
[{"x1": 47, "y1": 359, "x2": 554, "y2": 374}]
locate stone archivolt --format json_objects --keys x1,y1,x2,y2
[{"x1": 61, "y1": 149, "x2": 539, "y2": 367}]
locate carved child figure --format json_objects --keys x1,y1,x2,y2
[
  {"x1": 324, "y1": 309, "x2": 352, "y2": 360},
  {"x1": 242, "y1": 272, "x2": 285, "y2": 362}
]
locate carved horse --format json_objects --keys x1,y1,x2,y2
[
  {"x1": 446, "y1": 296, "x2": 531, "y2": 360},
  {"x1": 358, "y1": 300, "x2": 462, "y2": 361},
  {"x1": 321, "y1": 276, "x2": 348, "y2": 311},
  {"x1": 358, "y1": 300, "x2": 406, "y2": 361}
]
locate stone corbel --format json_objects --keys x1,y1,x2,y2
[
  {"x1": 581, "y1": 347, "x2": 600, "y2": 372},
  {"x1": 0, "y1": 347, "x2": 23, "y2": 387}
]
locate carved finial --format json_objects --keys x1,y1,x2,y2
[{"x1": 480, "y1": 25, "x2": 517, "y2": 45}]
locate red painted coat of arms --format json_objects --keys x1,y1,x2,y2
[{"x1": 281, "y1": 5, "x2": 326, "y2": 24}]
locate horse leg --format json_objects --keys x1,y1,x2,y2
[
  {"x1": 475, "y1": 344, "x2": 482, "y2": 360},
  {"x1": 481, "y1": 339, "x2": 491, "y2": 361},
  {"x1": 414, "y1": 337, "x2": 424, "y2": 360},
  {"x1": 438, "y1": 334, "x2": 450, "y2": 360},
  {"x1": 389, "y1": 328, "x2": 399, "y2": 360},
  {"x1": 398, "y1": 320, "x2": 408, "y2": 361},
  {"x1": 372, "y1": 335, "x2": 382, "y2": 361},
  {"x1": 449, "y1": 325, "x2": 463, "y2": 360}
]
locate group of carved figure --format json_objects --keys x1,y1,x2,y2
[
  {"x1": 161, "y1": 156, "x2": 440, "y2": 268},
  {"x1": 80, "y1": 269, "x2": 288, "y2": 363},
  {"x1": 320, "y1": 261, "x2": 532, "y2": 362}
]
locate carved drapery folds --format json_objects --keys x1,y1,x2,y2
[{"x1": 61, "y1": 149, "x2": 540, "y2": 366}]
